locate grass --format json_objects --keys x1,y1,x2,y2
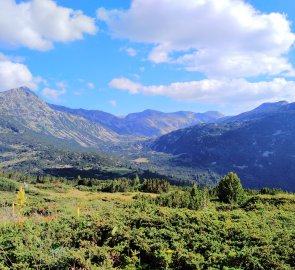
[
  {"x1": 133, "y1": 157, "x2": 149, "y2": 163},
  {"x1": 0, "y1": 182, "x2": 146, "y2": 224},
  {"x1": 102, "y1": 166, "x2": 133, "y2": 175},
  {"x1": 0, "y1": 180, "x2": 294, "y2": 269}
]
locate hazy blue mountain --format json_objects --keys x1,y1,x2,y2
[
  {"x1": 49, "y1": 104, "x2": 117, "y2": 126},
  {"x1": 50, "y1": 105, "x2": 224, "y2": 137},
  {"x1": 151, "y1": 102, "x2": 295, "y2": 191},
  {"x1": 226, "y1": 101, "x2": 289, "y2": 122}
]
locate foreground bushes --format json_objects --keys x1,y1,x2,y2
[
  {"x1": 0, "y1": 202, "x2": 294, "y2": 270},
  {"x1": 0, "y1": 172, "x2": 293, "y2": 269}
]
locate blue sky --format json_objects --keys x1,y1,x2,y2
[{"x1": 0, "y1": 0, "x2": 295, "y2": 115}]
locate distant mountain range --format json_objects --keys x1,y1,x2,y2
[
  {"x1": 1, "y1": 86, "x2": 295, "y2": 191},
  {"x1": 0, "y1": 87, "x2": 223, "y2": 176},
  {"x1": 50, "y1": 104, "x2": 223, "y2": 137},
  {"x1": 0, "y1": 86, "x2": 223, "y2": 146},
  {"x1": 151, "y1": 101, "x2": 295, "y2": 191}
]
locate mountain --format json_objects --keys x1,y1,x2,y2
[
  {"x1": 49, "y1": 104, "x2": 118, "y2": 127},
  {"x1": 50, "y1": 105, "x2": 224, "y2": 137},
  {"x1": 151, "y1": 102, "x2": 295, "y2": 191},
  {"x1": 3, "y1": 86, "x2": 294, "y2": 191},
  {"x1": 120, "y1": 109, "x2": 224, "y2": 136},
  {"x1": 0, "y1": 87, "x2": 119, "y2": 148},
  {"x1": 227, "y1": 101, "x2": 289, "y2": 122}
]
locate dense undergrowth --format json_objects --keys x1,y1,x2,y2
[{"x1": 0, "y1": 173, "x2": 294, "y2": 269}]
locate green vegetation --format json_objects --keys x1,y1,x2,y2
[
  {"x1": 141, "y1": 178, "x2": 170, "y2": 193},
  {"x1": 217, "y1": 172, "x2": 245, "y2": 204},
  {"x1": 0, "y1": 177, "x2": 18, "y2": 192},
  {"x1": 153, "y1": 184, "x2": 209, "y2": 210},
  {"x1": 0, "y1": 172, "x2": 294, "y2": 269}
]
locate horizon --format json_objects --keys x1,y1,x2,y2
[
  {"x1": 0, "y1": 0, "x2": 295, "y2": 115},
  {"x1": 2, "y1": 85, "x2": 292, "y2": 117}
]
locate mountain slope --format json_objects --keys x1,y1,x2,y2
[
  {"x1": 120, "y1": 109, "x2": 223, "y2": 136},
  {"x1": 151, "y1": 102, "x2": 295, "y2": 191},
  {"x1": 227, "y1": 101, "x2": 289, "y2": 122},
  {"x1": 0, "y1": 87, "x2": 119, "y2": 148},
  {"x1": 50, "y1": 105, "x2": 224, "y2": 137}
]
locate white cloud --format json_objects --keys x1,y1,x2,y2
[
  {"x1": 109, "y1": 77, "x2": 141, "y2": 94},
  {"x1": 42, "y1": 88, "x2": 66, "y2": 101},
  {"x1": 176, "y1": 50, "x2": 294, "y2": 78},
  {"x1": 120, "y1": 47, "x2": 137, "y2": 57},
  {"x1": 87, "y1": 82, "x2": 95, "y2": 89},
  {"x1": 42, "y1": 81, "x2": 67, "y2": 101},
  {"x1": 109, "y1": 77, "x2": 295, "y2": 113},
  {"x1": 0, "y1": 0, "x2": 97, "y2": 51},
  {"x1": 0, "y1": 55, "x2": 38, "y2": 91},
  {"x1": 126, "y1": 47, "x2": 137, "y2": 57},
  {"x1": 109, "y1": 99, "x2": 117, "y2": 107},
  {"x1": 98, "y1": 0, "x2": 295, "y2": 78}
]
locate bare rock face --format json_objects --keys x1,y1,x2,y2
[{"x1": 0, "y1": 87, "x2": 119, "y2": 147}]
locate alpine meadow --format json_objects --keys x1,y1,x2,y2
[{"x1": 0, "y1": 0, "x2": 295, "y2": 269}]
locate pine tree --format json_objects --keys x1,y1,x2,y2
[
  {"x1": 190, "y1": 184, "x2": 200, "y2": 209},
  {"x1": 133, "y1": 175, "x2": 140, "y2": 191},
  {"x1": 217, "y1": 172, "x2": 244, "y2": 204}
]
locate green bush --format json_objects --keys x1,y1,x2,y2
[
  {"x1": 0, "y1": 177, "x2": 18, "y2": 192},
  {"x1": 260, "y1": 187, "x2": 283, "y2": 195}
]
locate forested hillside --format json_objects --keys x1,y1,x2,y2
[{"x1": 151, "y1": 102, "x2": 295, "y2": 191}]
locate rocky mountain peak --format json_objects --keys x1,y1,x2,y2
[{"x1": 0, "y1": 86, "x2": 50, "y2": 115}]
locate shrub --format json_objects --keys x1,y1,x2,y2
[
  {"x1": 260, "y1": 187, "x2": 283, "y2": 195},
  {"x1": 0, "y1": 177, "x2": 18, "y2": 192}
]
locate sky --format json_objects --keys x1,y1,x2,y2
[{"x1": 0, "y1": 0, "x2": 295, "y2": 115}]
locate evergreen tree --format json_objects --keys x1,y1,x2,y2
[
  {"x1": 217, "y1": 172, "x2": 244, "y2": 204},
  {"x1": 133, "y1": 175, "x2": 140, "y2": 191},
  {"x1": 190, "y1": 184, "x2": 200, "y2": 209}
]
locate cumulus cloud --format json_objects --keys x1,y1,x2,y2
[
  {"x1": 0, "y1": 0, "x2": 97, "y2": 51},
  {"x1": 98, "y1": 0, "x2": 295, "y2": 78},
  {"x1": 42, "y1": 81, "x2": 67, "y2": 101},
  {"x1": 109, "y1": 77, "x2": 295, "y2": 112},
  {"x1": 0, "y1": 55, "x2": 38, "y2": 91},
  {"x1": 109, "y1": 77, "x2": 141, "y2": 94}
]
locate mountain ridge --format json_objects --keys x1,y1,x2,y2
[
  {"x1": 0, "y1": 87, "x2": 120, "y2": 148},
  {"x1": 49, "y1": 103, "x2": 224, "y2": 137},
  {"x1": 151, "y1": 102, "x2": 295, "y2": 191},
  {"x1": 1, "y1": 86, "x2": 295, "y2": 191}
]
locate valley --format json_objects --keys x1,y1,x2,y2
[
  {"x1": 1, "y1": 87, "x2": 294, "y2": 191},
  {"x1": 1, "y1": 1, "x2": 295, "y2": 269}
]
